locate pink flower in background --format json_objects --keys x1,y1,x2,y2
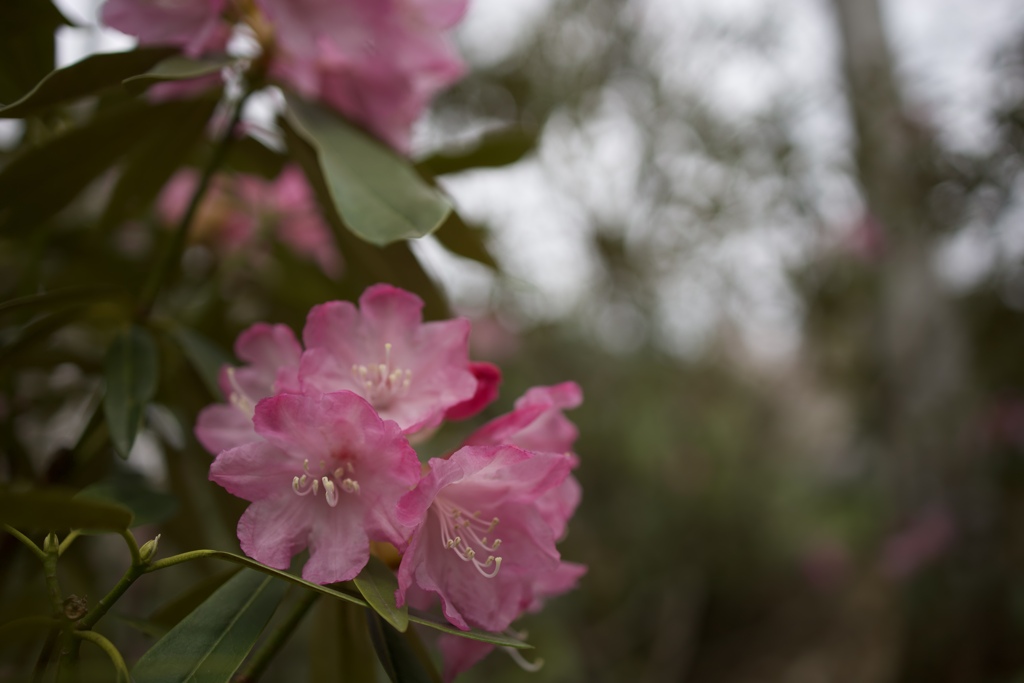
[
  {"x1": 101, "y1": 0, "x2": 231, "y2": 57},
  {"x1": 300, "y1": 284, "x2": 477, "y2": 434},
  {"x1": 100, "y1": 0, "x2": 469, "y2": 151},
  {"x1": 878, "y1": 505, "x2": 955, "y2": 580},
  {"x1": 195, "y1": 322, "x2": 302, "y2": 455},
  {"x1": 209, "y1": 391, "x2": 421, "y2": 584},
  {"x1": 157, "y1": 166, "x2": 341, "y2": 277},
  {"x1": 395, "y1": 445, "x2": 571, "y2": 632}
]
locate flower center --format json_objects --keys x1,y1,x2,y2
[
  {"x1": 351, "y1": 342, "x2": 412, "y2": 409},
  {"x1": 291, "y1": 459, "x2": 360, "y2": 507},
  {"x1": 435, "y1": 498, "x2": 503, "y2": 578}
]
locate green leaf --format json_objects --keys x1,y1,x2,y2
[
  {"x1": 354, "y1": 555, "x2": 408, "y2": 632},
  {"x1": 309, "y1": 600, "x2": 377, "y2": 683},
  {"x1": 122, "y1": 55, "x2": 230, "y2": 96},
  {"x1": 0, "y1": 47, "x2": 178, "y2": 118},
  {"x1": 149, "y1": 567, "x2": 243, "y2": 635},
  {"x1": 282, "y1": 96, "x2": 452, "y2": 246},
  {"x1": 0, "y1": 488, "x2": 133, "y2": 531},
  {"x1": 416, "y1": 128, "x2": 537, "y2": 176},
  {"x1": 168, "y1": 326, "x2": 233, "y2": 400},
  {"x1": 0, "y1": 1, "x2": 70, "y2": 105},
  {"x1": 78, "y1": 464, "x2": 178, "y2": 527},
  {"x1": 103, "y1": 326, "x2": 160, "y2": 459},
  {"x1": 148, "y1": 549, "x2": 532, "y2": 648},
  {"x1": 98, "y1": 95, "x2": 219, "y2": 231},
  {"x1": 0, "y1": 98, "x2": 216, "y2": 233},
  {"x1": 433, "y1": 212, "x2": 498, "y2": 269},
  {"x1": 367, "y1": 612, "x2": 438, "y2": 683},
  {"x1": 132, "y1": 569, "x2": 286, "y2": 683},
  {"x1": 280, "y1": 109, "x2": 450, "y2": 320},
  {"x1": 0, "y1": 285, "x2": 117, "y2": 319}
]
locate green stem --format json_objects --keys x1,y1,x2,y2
[
  {"x1": 72, "y1": 631, "x2": 131, "y2": 683},
  {"x1": 233, "y1": 591, "x2": 319, "y2": 683},
  {"x1": 143, "y1": 548, "x2": 221, "y2": 574},
  {"x1": 76, "y1": 564, "x2": 143, "y2": 631},
  {"x1": 118, "y1": 529, "x2": 141, "y2": 567},
  {"x1": 2, "y1": 524, "x2": 46, "y2": 562},
  {"x1": 43, "y1": 535, "x2": 63, "y2": 618},
  {"x1": 136, "y1": 88, "x2": 252, "y2": 319}
]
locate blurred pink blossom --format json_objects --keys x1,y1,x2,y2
[{"x1": 878, "y1": 505, "x2": 955, "y2": 580}]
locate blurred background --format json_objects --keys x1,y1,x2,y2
[{"x1": 6, "y1": 0, "x2": 1024, "y2": 681}]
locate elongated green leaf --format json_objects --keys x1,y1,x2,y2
[
  {"x1": 367, "y1": 612, "x2": 438, "y2": 683},
  {"x1": 122, "y1": 55, "x2": 230, "y2": 95},
  {"x1": 99, "y1": 95, "x2": 219, "y2": 231},
  {"x1": 0, "y1": 47, "x2": 177, "y2": 118},
  {"x1": 309, "y1": 600, "x2": 377, "y2": 683},
  {"x1": 168, "y1": 326, "x2": 233, "y2": 399},
  {"x1": 78, "y1": 465, "x2": 178, "y2": 527},
  {"x1": 433, "y1": 212, "x2": 498, "y2": 269},
  {"x1": 147, "y1": 550, "x2": 531, "y2": 648},
  {"x1": 104, "y1": 326, "x2": 160, "y2": 459},
  {"x1": 416, "y1": 128, "x2": 537, "y2": 177},
  {"x1": 132, "y1": 569, "x2": 286, "y2": 683},
  {"x1": 0, "y1": 98, "x2": 213, "y2": 233},
  {"x1": 354, "y1": 555, "x2": 408, "y2": 632},
  {"x1": 0, "y1": 488, "x2": 133, "y2": 531},
  {"x1": 0, "y1": 285, "x2": 117, "y2": 318},
  {"x1": 149, "y1": 567, "x2": 242, "y2": 634},
  {"x1": 282, "y1": 96, "x2": 452, "y2": 246}
]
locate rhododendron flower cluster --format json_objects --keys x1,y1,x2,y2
[
  {"x1": 158, "y1": 165, "x2": 341, "y2": 276},
  {"x1": 100, "y1": 0, "x2": 469, "y2": 151},
  {"x1": 197, "y1": 284, "x2": 584, "y2": 679}
]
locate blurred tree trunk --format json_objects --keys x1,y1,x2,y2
[{"x1": 829, "y1": 0, "x2": 973, "y2": 509}]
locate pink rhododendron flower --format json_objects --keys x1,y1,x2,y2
[
  {"x1": 395, "y1": 445, "x2": 571, "y2": 632},
  {"x1": 300, "y1": 284, "x2": 477, "y2": 434},
  {"x1": 101, "y1": 0, "x2": 231, "y2": 57},
  {"x1": 100, "y1": 0, "x2": 469, "y2": 151},
  {"x1": 195, "y1": 322, "x2": 301, "y2": 455},
  {"x1": 444, "y1": 361, "x2": 501, "y2": 422},
  {"x1": 467, "y1": 382, "x2": 584, "y2": 540},
  {"x1": 157, "y1": 166, "x2": 341, "y2": 276},
  {"x1": 209, "y1": 391, "x2": 421, "y2": 583}
]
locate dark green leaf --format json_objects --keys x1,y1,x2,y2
[
  {"x1": 0, "y1": 47, "x2": 178, "y2": 118},
  {"x1": 168, "y1": 326, "x2": 233, "y2": 400},
  {"x1": 416, "y1": 128, "x2": 537, "y2": 176},
  {"x1": 99, "y1": 95, "x2": 219, "y2": 231},
  {"x1": 354, "y1": 555, "x2": 408, "y2": 632},
  {"x1": 222, "y1": 135, "x2": 288, "y2": 178},
  {"x1": 0, "y1": 488, "x2": 133, "y2": 531},
  {"x1": 103, "y1": 326, "x2": 160, "y2": 459},
  {"x1": 0, "y1": 98, "x2": 216, "y2": 233},
  {"x1": 122, "y1": 55, "x2": 230, "y2": 96},
  {"x1": 282, "y1": 96, "x2": 452, "y2": 246},
  {"x1": 0, "y1": 285, "x2": 117, "y2": 318},
  {"x1": 150, "y1": 549, "x2": 532, "y2": 648},
  {"x1": 367, "y1": 612, "x2": 438, "y2": 683},
  {"x1": 148, "y1": 567, "x2": 243, "y2": 634},
  {"x1": 78, "y1": 464, "x2": 178, "y2": 527},
  {"x1": 433, "y1": 212, "x2": 498, "y2": 269},
  {"x1": 309, "y1": 600, "x2": 377, "y2": 683},
  {"x1": 131, "y1": 569, "x2": 286, "y2": 683},
  {"x1": 0, "y1": 1, "x2": 70, "y2": 105},
  {"x1": 280, "y1": 111, "x2": 450, "y2": 319}
]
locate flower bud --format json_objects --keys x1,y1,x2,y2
[
  {"x1": 139, "y1": 534, "x2": 161, "y2": 565},
  {"x1": 43, "y1": 532, "x2": 59, "y2": 555}
]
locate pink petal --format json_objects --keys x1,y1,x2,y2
[
  {"x1": 302, "y1": 501, "x2": 371, "y2": 584},
  {"x1": 208, "y1": 441, "x2": 298, "y2": 501},
  {"x1": 237, "y1": 495, "x2": 314, "y2": 570},
  {"x1": 101, "y1": 0, "x2": 230, "y2": 56},
  {"x1": 438, "y1": 636, "x2": 494, "y2": 683},
  {"x1": 195, "y1": 403, "x2": 257, "y2": 455},
  {"x1": 444, "y1": 361, "x2": 501, "y2": 421}
]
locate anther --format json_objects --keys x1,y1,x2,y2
[
  {"x1": 341, "y1": 478, "x2": 360, "y2": 494},
  {"x1": 323, "y1": 478, "x2": 338, "y2": 507}
]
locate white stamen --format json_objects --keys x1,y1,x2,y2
[
  {"x1": 323, "y1": 477, "x2": 338, "y2": 507},
  {"x1": 226, "y1": 368, "x2": 256, "y2": 419},
  {"x1": 436, "y1": 500, "x2": 504, "y2": 578},
  {"x1": 341, "y1": 478, "x2": 360, "y2": 494},
  {"x1": 504, "y1": 647, "x2": 544, "y2": 673},
  {"x1": 350, "y1": 342, "x2": 412, "y2": 408}
]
